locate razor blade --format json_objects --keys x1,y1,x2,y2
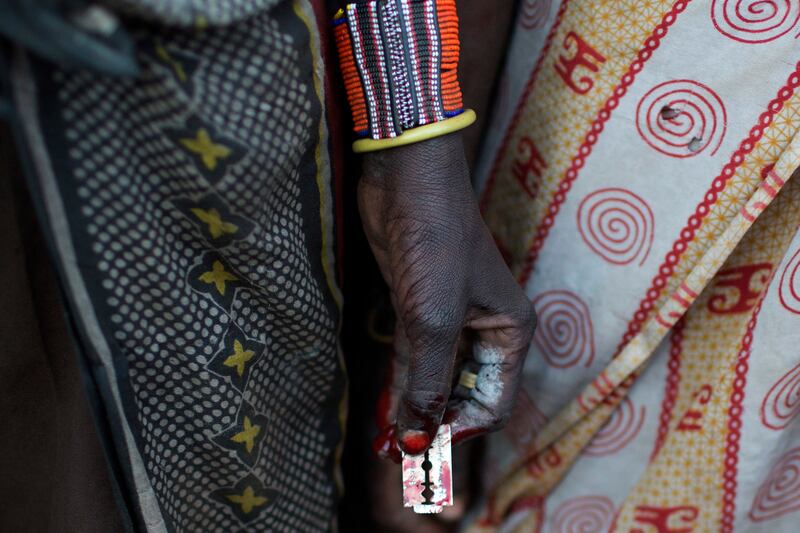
[{"x1": 401, "y1": 424, "x2": 453, "y2": 514}]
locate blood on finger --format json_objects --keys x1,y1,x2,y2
[
  {"x1": 451, "y1": 426, "x2": 483, "y2": 444},
  {"x1": 373, "y1": 426, "x2": 402, "y2": 463}
]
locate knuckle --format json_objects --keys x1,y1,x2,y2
[
  {"x1": 401, "y1": 390, "x2": 447, "y2": 421},
  {"x1": 503, "y1": 299, "x2": 537, "y2": 351},
  {"x1": 408, "y1": 304, "x2": 461, "y2": 341}
]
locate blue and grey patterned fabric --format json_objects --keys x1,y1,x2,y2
[{"x1": 3, "y1": 1, "x2": 346, "y2": 531}]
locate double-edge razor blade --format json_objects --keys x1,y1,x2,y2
[{"x1": 401, "y1": 424, "x2": 453, "y2": 514}]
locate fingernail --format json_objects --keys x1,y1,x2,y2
[
  {"x1": 372, "y1": 426, "x2": 402, "y2": 463},
  {"x1": 398, "y1": 429, "x2": 431, "y2": 455}
]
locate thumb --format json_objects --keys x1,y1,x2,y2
[{"x1": 395, "y1": 314, "x2": 461, "y2": 455}]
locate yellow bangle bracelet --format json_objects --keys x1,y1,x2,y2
[{"x1": 352, "y1": 109, "x2": 477, "y2": 154}]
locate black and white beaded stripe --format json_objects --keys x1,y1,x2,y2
[
  {"x1": 355, "y1": 3, "x2": 383, "y2": 137},
  {"x1": 365, "y1": 1, "x2": 396, "y2": 138},
  {"x1": 409, "y1": 0, "x2": 434, "y2": 125},
  {"x1": 397, "y1": 0, "x2": 422, "y2": 129},
  {"x1": 424, "y1": 0, "x2": 445, "y2": 122},
  {"x1": 375, "y1": 1, "x2": 402, "y2": 136},
  {"x1": 347, "y1": 4, "x2": 381, "y2": 137},
  {"x1": 381, "y1": 0, "x2": 415, "y2": 130}
]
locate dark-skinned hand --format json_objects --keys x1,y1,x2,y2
[{"x1": 359, "y1": 132, "x2": 536, "y2": 458}]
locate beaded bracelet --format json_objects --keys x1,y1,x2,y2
[{"x1": 333, "y1": 0, "x2": 475, "y2": 152}]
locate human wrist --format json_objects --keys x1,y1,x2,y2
[{"x1": 361, "y1": 132, "x2": 471, "y2": 193}]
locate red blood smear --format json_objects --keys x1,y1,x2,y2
[
  {"x1": 375, "y1": 383, "x2": 393, "y2": 430},
  {"x1": 375, "y1": 351, "x2": 396, "y2": 430},
  {"x1": 372, "y1": 426, "x2": 402, "y2": 463},
  {"x1": 451, "y1": 426, "x2": 483, "y2": 444},
  {"x1": 435, "y1": 461, "x2": 452, "y2": 506}
]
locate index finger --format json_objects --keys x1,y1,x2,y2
[{"x1": 394, "y1": 315, "x2": 462, "y2": 455}]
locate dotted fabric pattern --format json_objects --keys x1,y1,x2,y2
[
  {"x1": 38, "y1": 4, "x2": 343, "y2": 531},
  {"x1": 106, "y1": 0, "x2": 286, "y2": 27}
]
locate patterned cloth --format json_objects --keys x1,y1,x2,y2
[
  {"x1": 470, "y1": 1, "x2": 800, "y2": 531},
  {"x1": 6, "y1": 1, "x2": 345, "y2": 531}
]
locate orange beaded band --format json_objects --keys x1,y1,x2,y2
[{"x1": 333, "y1": 0, "x2": 465, "y2": 142}]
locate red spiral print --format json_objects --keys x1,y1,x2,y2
[
  {"x1": 584, "y1": 397, "x2": 646, "y2": 457},
  {"x1": 618, "y1": 66, "x2": 800, "y2": 357},
  {"x1": 779, "y1": 247, "x2": 800, "y2": 313},
  {"x1": 712, "y1": 0, "x2": 800, "y2": 43},
  {"x1": 636, "y1": 79, "x2": 727, "y2": 158},
  {"x1": 749, "y1": 447, "x2": 800, "y2": 522},
  {"x1": 532, "y1": 290, "x2": 595, "y2": 369},
  {"x1": 577, "y1": 188, "x2": 655, "y2": 266},
  {"x1": 520, "y1": 0, "x2": 552, "y2": 29},
  {"x1": 552, "y1": 496, "x2": 615, "y2": 533},
  {"x1": 761, "y1": 362, "x2": 800, "y2": 430}
]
